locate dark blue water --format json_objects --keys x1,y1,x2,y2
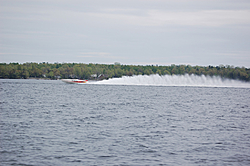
[{"x1": 1, "y1": 79, "x2": 250, "y2": 166}]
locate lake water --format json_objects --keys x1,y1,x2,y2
[{"x1": 1, "y1": 77, "x2": 250, "y2": 166}]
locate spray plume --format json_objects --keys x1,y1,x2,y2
[{"x1": 91, "y1": 74, "x2": 250, "y2": 88}]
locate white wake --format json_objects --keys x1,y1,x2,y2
[{"x1": 91, "y1": 74, "x2": 250, "y2": 88}]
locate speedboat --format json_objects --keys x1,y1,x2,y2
[{"x1": 61, "y1": 79, "x2": 88, "y2": 84}]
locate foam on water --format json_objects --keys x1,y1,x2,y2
[{"x1": 92, "y1": 74, "x2": 250, "y2": 88}]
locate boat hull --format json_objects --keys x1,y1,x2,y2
[{"x1": 61, "y1": 79, "x2": 88, "y2": 84}]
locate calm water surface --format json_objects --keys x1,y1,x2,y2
[{"x1": 0, "y1": 79, "x2": 250, "y2": 166}]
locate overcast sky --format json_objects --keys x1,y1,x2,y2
[{"x1": 1, "y1": 0, "x2": 250, "y2": 67}]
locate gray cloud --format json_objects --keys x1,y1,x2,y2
[{"x1": 0, "y1": 0, "x2": 250, "y2": 67}]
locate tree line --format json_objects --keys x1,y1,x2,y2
[{"x1": 0, "y1": 62, "x2": 249, "y2": 81}]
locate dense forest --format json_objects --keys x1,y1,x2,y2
[{"x1": 0, "y1": 62, "x2": 250, "y2": 82}]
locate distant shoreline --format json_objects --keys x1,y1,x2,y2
[
  {"x1": 0, "y1": 78, "x2": 57, "y2": 80},
  {"x1": 1, "y1": 63, "x2": 249, "y2": 82}
]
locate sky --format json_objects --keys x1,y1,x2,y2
[{"x1": 0, "y1": 0, "x2": 250, "y2": 67}]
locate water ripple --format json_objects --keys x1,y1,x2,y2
[{"x1": 0, "y1": 79, "x2": 250, "y2": 165}]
